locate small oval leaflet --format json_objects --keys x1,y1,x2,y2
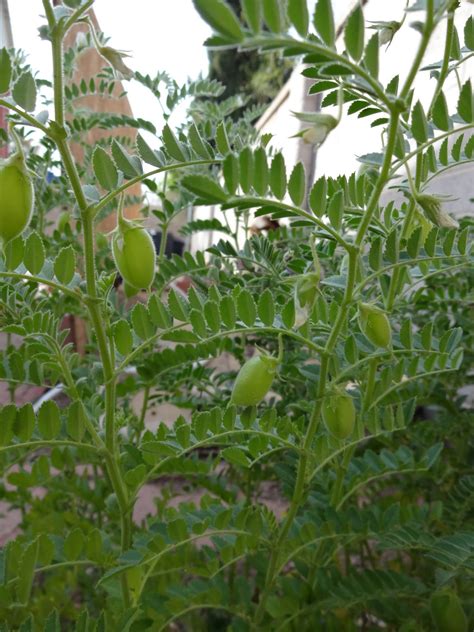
[
  {"x1": 37, "y1": 400, "x2": 61, "y2": 440},
  {"x1": 5, "y1": 236, "x2": 24, "y2": 271},
  {"x1": 67, "y1": 401, "x2": 87, "y2": 442},
  {"x1": 131, "y1": 303, "x2": 154, "y2": 340},
  {"x1": 203, "y1": 300, "x2": 221, "y2": 333},
  {"x1": 92, "y1": 146, "x2": 119, "y2": 191},
  {"x1": 54, "y1": 245, "x2": 76, "y2": 285},
  {"x1": 64, "y1": 528, "x2": 85, "y2": 561},
  {"x1": 12, "y1": 70, "x2": 37, "y2": 112},
  {"x1": 0, "y1": 404, "x2": 16, "y2": 447},
  {"x1": 14, "y1": 403, "x2": 36, "y2": 442},
  {"x1": 237, "y1": 290, "x2": 257, "y2": 326},
  {"x1": 220, "y1": 295, "x2": 236, "y2": 329},
  {"x1": 113, "y1": 319, "x2": 134, "y2": 356},
  {"x1": 258, "y1": 289, "x2": 275, "y2": 326},
  {"x1": 24, "y1": 232, "x2": 45, "y2": 275}
]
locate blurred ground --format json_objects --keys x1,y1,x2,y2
[{"x1": 0, "y1": 352, "x2": 287, "y2": 544}]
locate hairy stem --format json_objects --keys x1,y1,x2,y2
[
  {"x1": 254, "y1": 105, "x2": 402, "y2": 623},
  {"x1": 428, "y1": 9, "x2": 455, "y2": 118},
  {"x1": 44, "y1": 5, "x2": 132, "y2": 607}
]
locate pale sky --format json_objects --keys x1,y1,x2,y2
[{"x1": 7, "y1": 0, "x2": 212, "y2": 129}]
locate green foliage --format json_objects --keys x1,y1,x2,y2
[{"x1": 0, "y1": 0, "x2": 472, "y2": 630}]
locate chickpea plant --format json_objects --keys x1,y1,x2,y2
[{"x1": 0, "y1": 0, "x2": 473, "y2": 629}]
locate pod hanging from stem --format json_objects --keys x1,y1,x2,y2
[
  {"x1": 231, "y1": 337, "x2": 283, "y2": 407},
  {"x1": 0, "y1": 125, "x2": 35, "y2": 248},
  {"x1": 111, "y1": 194, "x2": 156, "y2": 295}
]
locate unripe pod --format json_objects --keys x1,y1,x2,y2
[
  {"x1": 358, "y1": 302, "x2": 392, "y2": 348},
  {"x1": 322, "y1": 389, "x2": 356, "y2": 440},
  {"x1": 430, "y1": 590, "x2": 467, "y2": 632},
  {"x1": 57, "y1": 210, "x2": 71, "y2": 233},
  {"x1": 112, "y1": 217, "x2": 156, "y2": 291},
  {"x1": 297, "y1": 272, "x2": 320, "y2": 308},
  {"x1": 0, "y1": 152, "x2": 34, "y2": 246},
  {"x1": 231, "y1": 353, "x2": 279, "y2": 406}
]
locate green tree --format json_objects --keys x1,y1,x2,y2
[{"x1": 206, "y1": 0, "x2": 293, "y2": 108}]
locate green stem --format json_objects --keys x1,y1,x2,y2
[
  {"x1": 386, "y1": 152, "x2": 423, "y2": 310},
  {"x1": 63, "y1": 0, "x2": 95, "y2": 32},
  {"x1": 427, "y1": 9, "x2": 455, "y2": 118},
  {"x1": 53, "y1": 339, "x2": 104, "y2": 448},
  {"x1": 399, "y1": 0, "x2": 435, "y2": 101},
  {"x1": 141, "y1": 428, "x2": 299, "y2": 491},
  {"x1": 254, "y1": 247, "x2": 358, "y2": 623},
  {"x1": 390, "y1": 123, "x2": 474, "y2": 175},
  {"x1": 116, "y1": 325, "x2": 325, "y2": 377},
  {"x1": 92, "y1": 159, "x2": 219, "y2": 217},
  {"x1": 45, "y1": 8, "x2": 132, "y2": 607},
  {"x1": 229, "y1": 197, "x2": 350, "y2": 250},
  {"x1": 254, "y1": 104, "x2": 403, "y2": 623},
  {"x1": 41, "y1": 0, "x2": 55, "y2": 27},
  {"x1": 0, "y1": 270, "x2": 80, "y2": 298},
  {"x1": 0, "y1": 440, "x2": 98, "y2": 457},
  {"x1": 243, "y1": 36, "x2": 392, "y2": 109},
  {"x1": 363, "y1": 357, "x2": 378, "y2": 415},
  {"x1": 159, "y1": 223, "x2": 168, "y2": 261},
  {"x1": 0, "y1": 99, "x2": 51, "y2": 135},
  {"x1": 330, "y1": 466, "x2": 345, "y2": 507},
  {"x1": 138, "y1": 384, "x2": 150, "y2": 432},
  {"x1": 354, "y1": 254, "x2": 466, "y2": 296},
  {"x1": 355, "y1": 113, "x2": 400, "y2": 247}
]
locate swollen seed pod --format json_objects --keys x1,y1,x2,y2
[
  {"x1": 358, "y1": 303, "x2": 392, "y2": 348},
  {"x1": 322, "y1": 390, "x2": 356, "y2": 440},
  {"x1": 231, "y1": 353, "x2": 279, "y2": 406},
  {"x1": 0, "y1": 152, "x2": 34, "y2": 247},
  {"x1": 430, "y1": 590, "x2": 467, "y2": 632},
  {"x1": 112, "y1": 217, "x2": 156, "y2": 292}
]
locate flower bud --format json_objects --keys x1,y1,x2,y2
[
  {"x1": 96, "y1": 45, "x2": 133, "y2": 80},
  {"x1": 90, "y1": 26, "x2": 133, "y2": 80},
  {"x1": 380, "y1": 21, "x2": 401, "y2": 45},
  {"x1": 416, "y1": 194, "x2": 459, "y2": 229},
  {"x1": 292, "y1": 112, "x2": 338, "y2": 146}
]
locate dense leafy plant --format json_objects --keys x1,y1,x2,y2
[{"x1": 0, "y1": 0, "x2": 473, "y2": 629}]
